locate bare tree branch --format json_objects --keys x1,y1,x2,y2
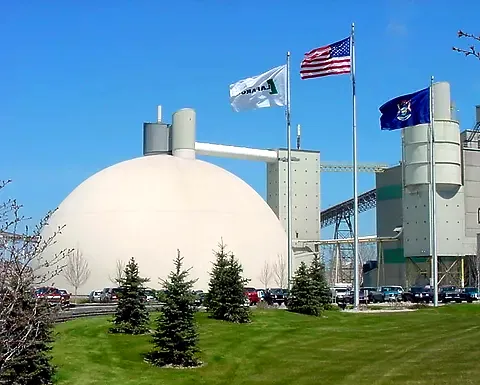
[
  {"x1": 62, "y1": 249, "x2": 90, "y2": 302},
  {"x1": 259, "y1": 260, "x2": 272, "y2": 289},
  {"x1": 272, "y1": 254, "x2": 287, "y2": 289},
  {"x1": 0, "y1": 180, "x2": 70, "y2": 372},
  {"x1": 359, "y1": 243, "x2": 377, "y2": 263},
  {"x1": 453, "y1": 30, "x2": 480, "y2": 60},
  {"x1": 109, "y1": 259, "x2": 125, "y2": 286}
]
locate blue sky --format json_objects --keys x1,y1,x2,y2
[{"x1": 1, "y1": 0, "x2": 479, "y2": 238}]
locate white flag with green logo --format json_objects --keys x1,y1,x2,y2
[{"x1": 229, "y1": 65, "x2": 287, "y2": 112}]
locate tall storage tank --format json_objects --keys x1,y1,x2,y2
[
  {"x1": 403, "y1": 82, "x2": 462, "y2": 189},
  {"x1": 402, "y1": 81, "x2": 465, "y2": 259}
]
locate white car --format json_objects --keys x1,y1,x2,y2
[{"x1": 89, "y1": 290, "x2": 102, "y2": 303}]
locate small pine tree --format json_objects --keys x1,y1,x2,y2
[
  {"x1": 0, "y1": 293, "x2": 55, "y2": 385},
  {"x1": 110, "y1": 257, "x2": 150, "y2": 335},
  {"x1": 287, "y1": 261, "x2": 321, "y2": 316},
  {"x1": 146, "y1": 250, "x2": 200, "y2": 367},
  {"x1": 204, "y1": 240, "x2": 250, "y2": 323},
  {"x1": 309, "y1": 255, "x2": 332, "y2": 310}
]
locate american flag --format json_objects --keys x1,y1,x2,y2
[{"x1": 300, "y1": 37, "x2": 351, "y2": 80}]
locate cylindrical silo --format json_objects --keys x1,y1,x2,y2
[
  {"x1": 403, "y1": 81, "x2": 461, "y2": 188},
  {"x1": 172, "y1": 108, "x2": 196, "y2": 160},
  {"x1": 432, "y1": 82, "x2": 451, "y2": 120},
  {"x1": 143, "y1": 123, "x2": 171, "y2": 156}
]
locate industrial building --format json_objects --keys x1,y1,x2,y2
[
  {"x1": 41, "y1": 81, "x2": 479, "y2": 294},
  {"x1": 370, "y1": 82, "x2": 480, "y2": 288}
]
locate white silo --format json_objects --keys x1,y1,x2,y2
[{"x1": 403, "y1": 82, "x2": 465, "y2": 259}]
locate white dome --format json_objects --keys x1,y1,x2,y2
[{"x1": 42, "y1": 155, "x2": 288, "y2": 294}]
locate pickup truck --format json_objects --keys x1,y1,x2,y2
[
  {"x1": 244, "y1": 287, "x2": 260, "y2": 305},
  {"x1": 439, "y1": 285, "x2": 462, "y2": 303},
  {"x1": 461, "y1": 287, "x2": 480, "y2": 303},
  {"x1": 402, "y1": 286, "x2": 432, "y2": 303}
]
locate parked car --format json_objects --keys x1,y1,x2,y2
[
  {"x1": 193, "y1": 290, "x2": 205, "y2": 307},
  {"x1": 370, "y1": 286, "x2": 404, "y2": 302},
  {"x1": 100, "y1": 287, "x2": 123, "y2": 303},
  {"x1": 143, "y1": 288, "x2": 156, "y2": 302},
  {"x1": 89, "y1": 290, "x2": 103, "y2": 303},
  {"x1": 264, "y1": 288, "x2": 285, "y2": 305},
  {"x1": 439, "y1": 285, "x2": 462, "y2": 303},
  {"x1": 331, "y1": 286, "x2": 350, "y2": 302},
  {"x1": 343, "y1": 288, "x2": 370, "y2": 304},
  {"x1": 34, "y1": 286, "x2": 67, "y2": 307},
  {"x1": 244, "y1": 287, "x2": 260, "y2": 305},
  {"x1": 461, "y1": 287, "x2": 480, "y2": 303},
  {"x1": 402, "y1": 286, "x2": 432, "y2": 303}
]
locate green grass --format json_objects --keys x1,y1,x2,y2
[{"x1": 52, "y1": 305, "x2": 480, "y2": 385}]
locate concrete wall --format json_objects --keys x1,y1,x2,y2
[{"x1": 267, "y1": 149, "x2": 320, "y2": 269}]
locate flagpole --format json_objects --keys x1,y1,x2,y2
[
  {"x1": 286, "y1": 51, "x2": 293, "y2": 291},
  {"x1": 351, "y1": 23, "x2": 360, "y2": 310},
  {"x1": 429, "y1": 76, "x2": 439, "y2": 307}
]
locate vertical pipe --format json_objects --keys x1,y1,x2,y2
[
  {"x1": 157, "y1": 105, "x2": 162, "y2": 123},
  {"x1": 296, "y1": 124, "x2": 301, "y2": 150}
]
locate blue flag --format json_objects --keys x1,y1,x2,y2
[{"x1": 379, "y1": 87, "x2": 431, "y2": 131}]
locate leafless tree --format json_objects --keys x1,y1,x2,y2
[
  {"x1": 259, "y1": 260, "x2": 272, "y2": 289},
  {"x1": 359, "y1": 243, "x2": 377, "y2": 263},
  {"x1": 273, "y1": 254, "x2": 287, "y2": 289},
  {"x1": 109, "y1": 259, "x2": 125, "y2": 285},
  {"x1": 0, "y1": 180, "x2": 71, "y2": 373},
  {"x1": 62, "y1": 249, "x2": 90, "y2": 302},
  {"x1": 453, "y1": 30, "x2": 480, "y2": 60}
]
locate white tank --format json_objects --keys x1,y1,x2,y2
[
  {"x1": 403, "y1": 82, "x2": 462, "y2": 188},
  {"x1": 172, "y1": 108, "x2": 196, "y2": 160}
]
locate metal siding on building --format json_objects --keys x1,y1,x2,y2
[
  {"x1": 463, "y1": 149, "x2": 480, "y2": 255},
  {"x1": 403, "y1": 186, "x2": 431, "y2": 257},
  {"x1": 266, "y1": 149, "x2": 320, "y2": 250}
]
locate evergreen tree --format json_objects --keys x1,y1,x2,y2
[
  {"x1": 146, "y1": 250, "x2": 200, "y2": 367},
  {"x1": 309, "y1": 255, "x2": 332, "y2": 310},
  {"x1": 287, "y1": 261, "x2": 321, "y2": 316},
  {"x1": 110, "y1": 257, "x2": 150, "y2": 335},
  {"x1": 204, "y1": 240, "x2": 250, "y2": 323},
  {"x1": 0, "y1": 291, "x2": 55, "y2": 385}
]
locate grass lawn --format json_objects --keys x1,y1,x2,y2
[{"x1": 52, "y1": 305, "x2": 480, "y2": 385}]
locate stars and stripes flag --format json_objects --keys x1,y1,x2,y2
[{"x1": 300, "y1": 37, "x2": 351, "y2": 80}]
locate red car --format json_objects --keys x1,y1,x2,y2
[
  {"x1": 244, "y1": 287, "x2": 260, "y2": 305},
  {"x1": 34, "y1": 286, "x2": 69, "y2": 307}
]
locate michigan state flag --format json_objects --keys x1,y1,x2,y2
[
  {"x1": 379, "y1": 87, "x2": 431, "y2": 131},
  {"x1": 229, "y1": 65, "x2": 287, "y2": 112}
]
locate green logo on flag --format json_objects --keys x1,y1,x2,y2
[
  {"x1": 240, "y1": 78, "x2": 279, "y2": 96},
  {"x1": 266, "y1": 79, "x2": 278, "y2": 95}
]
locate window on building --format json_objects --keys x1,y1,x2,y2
[{"x1": 478, "y1": 208, "x2": 480, "y2": 224}]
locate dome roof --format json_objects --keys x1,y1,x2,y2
[{"x1": 42, "y1": 155, "x2": 288, "y2": 293}]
